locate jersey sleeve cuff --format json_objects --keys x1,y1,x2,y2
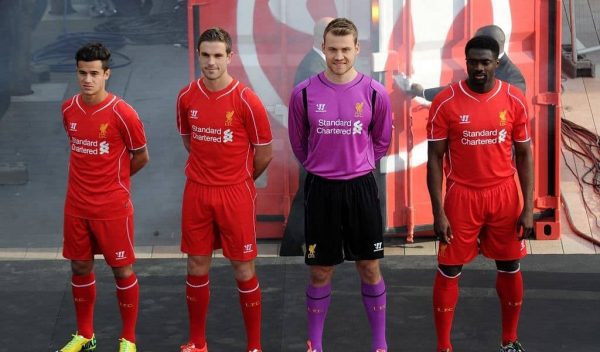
[
  {"x1": 253, "y1": 140, "x2": 273, "y2": 146},
  {"x1": 427, "y1": 137, "x2": 447, "y2": 141},
  {"x1": 130, "y1": 144, "x2": 147, "y2": 151}
]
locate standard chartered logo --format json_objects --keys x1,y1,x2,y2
[
  {"x1": 223, "y1": 129, "x2": 233, "y2": 143},
  {"x1": 352, "y1": 121, "x2": 363, "y2": 135},
  {"x1": 498, "y1": 129, "x2": 507, "y2": 143},
  {"x1": 99, "y1": 141, "x2": 110, "y2": 154},
  {"x1": 316, "y1": 119, "x2": 364, "y2": 136}
]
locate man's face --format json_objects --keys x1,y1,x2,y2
[
  {"x1": 466, "y1": 48, "x2": 498, "y2": 90},
  {"x1": 198, "y1": 41, "x2": 231, "y2": 81},
  {"x1": 322, "y1": 33, "x2": 359, "y2": 78},
  {"x1": 77, "y1": 60, "x2": 109, "y2": 97}
]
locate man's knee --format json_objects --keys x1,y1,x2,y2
[
  {"x1": 309, "y1": 265, "x2": 334, "y2": 285},
  {"x1": 231, "y1": 260, "x2": 256, "y2": 281},
  {"x1": 71, "y1": 260, "x2": 94, "y2": 276},
  {"x1": 187, "y1": 255, "x2": 211, "y2": 276},
  {"x1": 356, "y1": 260, "x2": 382, "y2": 284},
  {"x1": 111, "y1": 264, "x2": 134, "y2": 279},
  {"x1": 438, "y1": 264, "x2": 463, "y2": 277}
]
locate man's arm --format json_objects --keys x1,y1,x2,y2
[
  {"x1": 427, "y1": 140, "x2": 452, "y2": 243},
  {"x1": 253, "y1": 144, "x2": 273, "y2": 180},
  {"x1": 514, "y1": 141, "x2": 534, "y2": 238},
  {"x1": 181, "y1": 134, "x2": 191, "y2": 153},
  {"x1": 403, "y1": 82, "x2": 447, "y2": 102},
  {"x1": 130, "y1": 147, "x2": 149, "y2": 176},
  {"x1": 371, "y1": 89, "x2": 393, "y2": 161},
  {"x1": 288, "y1": 88, "x2": 309, "y2": 164}
]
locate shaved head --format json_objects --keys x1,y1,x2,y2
[{"x1": 475, "y1": 25, "x2": 506, "y2": 54}]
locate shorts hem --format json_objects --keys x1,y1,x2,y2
[{"x1": 481, "y1": 252, "x2": 527, "y2": 262}]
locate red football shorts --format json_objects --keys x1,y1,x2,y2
[
  {"x1": 63, "y1": 214, "x2": 135, "y2": 267},
  {"x1": 181, "y1": 179, "x2": 258, "y2": 261},
  {"x1": 438, "y1": 176, "x2": 527, "y2": 265}
]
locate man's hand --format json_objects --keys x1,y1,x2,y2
[
  {"x1": 409, "y1": 83, "x2": 424, "y2": 97},
  {"x1": 434, "y1": 211, "x2": 453, "y2": 244},
  {"x1": 516, "y1": 208, "x2": 534, "y2": 240}
]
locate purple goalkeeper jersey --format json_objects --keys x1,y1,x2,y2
[{"x1": 288, "y1": 72, "x2": 393, "y2": 180}]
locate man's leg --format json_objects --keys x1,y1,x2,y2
[
  {"x1": 112, "y1": 264, "x2": 138, "y2": 343},
  {"x1": 433, "y1": 264, "x2": 463, "y2": 352},
  {"x1": 232, "y1": 259, "x2": 262, "y2": 351},
  {"x1": 186, "y1": 255, "x2": 212, "y2": 349},
  {"x1": 495, "y1": 260, "x2": 523, "y2": 346},
  {"x1": 356, "y1": 259, "x2": 386, "y2": 352},
  {"x1": 71, "y1": 260, "x2": 96, "y2": 339},
  {"x1": 307, "y1": 265, "x2": 334, "y2": 352}
]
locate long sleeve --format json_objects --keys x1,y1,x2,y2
[
  {"x1": 370, "y1": 85, "x2": 393, "y2": 161},
  {"x1": 288, "y1": 86, "x2": 309, "y2": 164}
]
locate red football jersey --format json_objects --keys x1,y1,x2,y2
[
  {"x1": 177, "y1": 79, "x2": 272, "y2": 186},
  {"x1": 62, "y1": 94, "x2": 147, "y2": 219},
  {"x1": 427, "y1": 80, "x2": 530, "y2": 188}
]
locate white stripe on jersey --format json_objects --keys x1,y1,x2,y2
[
  {"x1": 428, "y1": 85, "x2": 455, "y2": 140},
  {"x1": 177, "y1": 81, "x2": 194, "y2": 135}
]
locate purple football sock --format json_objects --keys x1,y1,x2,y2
[
  {"x1": 361, "y1": 279, "x2": 387, "y2": 352},
  {"x1": 306, "y1": 283, "x2": 331, "y2": 351}
]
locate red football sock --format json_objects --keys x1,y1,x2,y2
[
  {"x1": 237, "y1": 276, "x2": 262, "y2": 351},
  {"x1": 433, "y1": 270, "x2": 460, "y2": 352},
  {"x1": 496, "y1": 270, "x2": 523, "y2": 345},
  {"x1": 186, "y1": 274, "x2": 210, "y2": 347},
  {"x1": 72, "y1": 273, "x2": 96, "y2": 339},
  {"x1": 116, "y1": 273, "x2": 139, "y2": 342}
]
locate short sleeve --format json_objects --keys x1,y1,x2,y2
[
  {"x1": 177, "y1": 83, "x2": 193, "y2": 135},
  {"x1": 114, "y1": 100, "x2": 147, "y2": 150},
  {"x1": 427, "y1": 87, "x2": 454, "y2": 141},
  {"x1": 241, "y1": 88, "x2": 272, "y2": 145},
  {"x1": 509, "y1": 86, "x2": 530, "y2": 142}
]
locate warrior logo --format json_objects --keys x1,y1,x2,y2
[
  {"x1": 307, "y1": 244, "x2": 317, "y2": 258},
  {"x1": 99, "y1": 123, "x2": 109, "y2": 138},
  {"x1": 225, "y1": 111, "x2": 234, "y2": 126}
]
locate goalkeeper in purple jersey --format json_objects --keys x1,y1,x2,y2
[{"x1": 288, "y1": 17, "x2": 393, "y2": 352}]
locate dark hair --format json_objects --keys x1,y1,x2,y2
[
  {"x1": 465, "y1": 35, "x2": 499, "y2": 59},
  {"x1": 323, "y1": 18, "x2": 358, "y2": 44},
  {"x1": 197, "y1": 27, "x2": 232, "y2": 54},
  {"x1": 75, "y1": 43, "x2": 111, "y2": 70}
]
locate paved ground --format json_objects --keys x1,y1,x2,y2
[{"x1": 1, "y1": 255, "x2": 599, "y2": 352}]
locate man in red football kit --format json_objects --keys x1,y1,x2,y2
[
  {"x1": 427, "y1": 36, "x2": 533, "y2": 352},
  {"x1": 176, "y1": 28, "x2": 273, "y2": 352},
  {"x1": 57, "y1": 43, "x2": 149, "y2": 352}
]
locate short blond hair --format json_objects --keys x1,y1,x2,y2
[{"x1": 323, "y1": 18, "x2": 358, "y2": 44}]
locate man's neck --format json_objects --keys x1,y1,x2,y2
[
  {"x1": 203, "y1": 74, "x2": 233, "y2": 92},
  {"x1": 81, "y1": 90, "x2": 108, "y2": 105},
  {"x1": 324, "y1": 68, "x2": 358, "y2": 84},
  {"x1": 466, "y1": 78, "x2": 496, "y2": 94}
]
